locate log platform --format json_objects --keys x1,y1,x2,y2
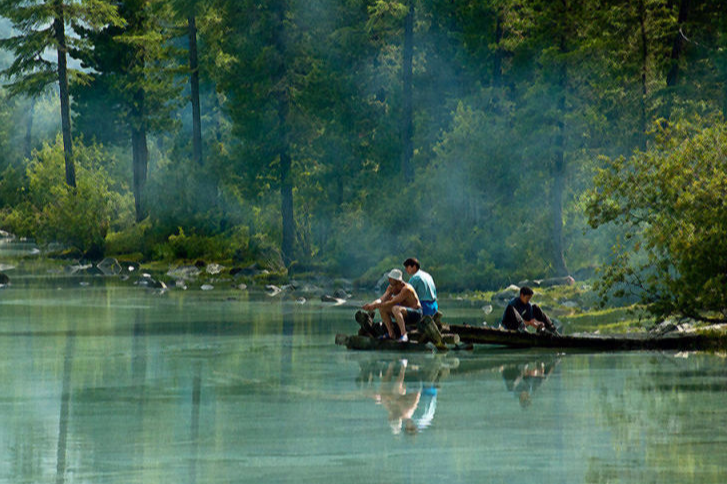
[{"x1": 446, "y1": 324, "x2": 719, "y2": 351}]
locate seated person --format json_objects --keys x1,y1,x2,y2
[
  {"x1": 362, "y1": 269, "x2": 422, "y2": 342},
  {"x1": 403, "y1": 257, "x2": 439, "y2": 317},
  {"x1": 500, "y1": 286, "x2": 558, "y2": 334}
]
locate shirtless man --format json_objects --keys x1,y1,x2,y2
[{"x1": 362, "y1": 269, "x2": 422, "y2": 342}]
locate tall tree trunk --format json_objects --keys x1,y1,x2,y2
[
  {"x1": 25, "y1": 97, "x2": 35, "y2": 159},
  {"x1": 188, "y1": 15, "x2": 203, "y2": 166},
  {"x1": 665, "y1": 0, "x2": 690, "y2": 116},
  {"x1": 400, "y1": 0, "x2": 414, "y2": 183},
  {"x1": 53, "y1": 2, "x2": 75, "y2": 188},
  {"x1": 132, "y1": 95, "x2": 148, "y2": 223},
  {"x1": 551, "y1": 1, "x2": 570, "y2": 277},
  {"x1": 492, "y1": 14, "x2": 504, "y2": 87},
  {"x1": 638, "y1": 0, "x2": 649, "y2": 150},
  {"x1": 273, "y1": 0, "x2": 294, "y2": 265}
]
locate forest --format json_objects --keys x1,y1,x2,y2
[{"x1": 1, "y1": 0, "x2": 727, "y2": 322}]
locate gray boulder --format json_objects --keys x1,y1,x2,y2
[
  {"x1": 97, "y1": 257, "x2": 122, "y2": 276},
  {"x1": 136, "y1": 273, "x2": 167, "y2": 289},
  {"x1": 167, "y1": 265, "x2": 201, "y2": 280},
  {"x1": 333, "y1": 288, "x2": 350, "y2": 299},
  {"x1": 321, "y1": 294, "x2": 346, "y2": 304},
  {"x1": 206, "y1": 263, "x2": 223, "y2": 275},
  {"x1": 494, "y1": 284, "x2": 520, "y2": 300},
  {"x1": 265, "y1": 285, "x2": 282, "y2": 296},
  {"x1": 539, "y1": 276, "x2": 576, "y2": 287}
]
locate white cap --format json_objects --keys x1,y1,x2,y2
[{"x1": 387, "y1": 268, "x2": 404, "y2": 282}]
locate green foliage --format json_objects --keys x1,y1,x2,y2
[
  {"x1": 0, "y1": 137, "x2": 131, "y2": 253},
  {"x1": 2, "y1": 0, "x2": 727, "y2": 309},
  {"x1": 587, "y1": 120, "x2": 727, "y2": 322},
  {"x1": 0, "y1": 0, "x2": 123, "y2": 97}
]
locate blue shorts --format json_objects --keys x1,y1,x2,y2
[
  {"x1": 403, "y1": 307, "x2": 423, "y2": 327},
  {"x1": 421, "y1": 300, "x2": 438, "y2": 317}
]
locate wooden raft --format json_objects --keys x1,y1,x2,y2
[
  {"x1": 335, "y1": 331, "x2": 470, "y2": 352},
  {"x1": 446, "y1": 324, "x2": 718, "y2": 351}
]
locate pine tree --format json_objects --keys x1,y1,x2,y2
[
  {"x1": 0, "y1": 0, "x2": 122, "y2": 187},
  {"x1": 73, "y1": 0, "x2": 181, "y2": 221}
]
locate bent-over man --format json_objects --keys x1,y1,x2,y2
[
  {"x1": 501, "y1": 286, "x2": 558, "y2": 334},
  {"x1": 362, "y1": 269, "x2": 422, "y2": 342}
]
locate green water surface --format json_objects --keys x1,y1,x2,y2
[{"x1": 1, "y1": 244, "x2": 726, "y2": 483}]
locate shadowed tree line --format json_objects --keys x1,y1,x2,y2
[{"x1": 1, "y1": 0, "x2": 727, "y2": 319}]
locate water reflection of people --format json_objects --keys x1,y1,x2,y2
[
  {"x1": 375, "y1": 359, "x2": 421, "y2": 434},
  {"x1": 357, "y1": 357, "x2": 450, "y2": 435},
  {"x1": 501, "y1": 359, "x2": 559, "y2": 408}
]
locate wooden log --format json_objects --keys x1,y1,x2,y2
[
  {"x1": 442, "y1": 333, "x2": 460, "y2": 345},
  {"x1": 335, "y1": 334, "x2": 434, "y2": 352},
  {"x1": 447, "y1": 324, "x2": 719, "y2": 351}
]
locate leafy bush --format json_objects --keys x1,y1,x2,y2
[
  {"x1": 587, "y1": 120, "x2": 727, "y2": 322},
  {"x1": 0, "y1": 137, "x2": 131, "y2": 254}
]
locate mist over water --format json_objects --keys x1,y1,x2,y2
[{"x1": 0, "y1": 241, "x2": 725, "y2": 483}]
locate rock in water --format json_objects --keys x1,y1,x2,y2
[
  {"x1": 481, "y1": 304, "x2": 493, "y2": 315},
  {"x1": 265, "y1": 285, "x2": 282, "y2": 296},
  {"x1": 136, "y1": 274, "x2": 166, "y2": 289},
  {"x1": 333, "y1": 288, "x2": 349, "y2": 299},
  {"x1": 97, "y1": 257, "x2": 122, "y2": 276},
  {"x1": 296, "y1": 297, "x2": 306, "y2": 305},
  {"x1": 321, "y1": 294, "x2": 346, "y2": 304},
  {"x1": 167, "y1": 265, "x2": 201, "y2": 280},
  {"x1": 201, "y1": 284, "x2": 214, "y2": 291},
  {"x1": 0, "y1": 272, "x2": 9, "y2": 285},
  {"x1": 206, "y1": 263, "x2": 223, "y2": 275},
  {"x1": 65, "y1": 263, "x2": 92, "y2": 275}
]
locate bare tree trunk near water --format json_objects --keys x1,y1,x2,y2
[
  {"x1": 665, "y1": 0, "x2": 690, "y2": 117},
  {"x1": 188, "y1": 15, "x2": 203, "y2": 166},
  {"x1": 272, "y1": 0, "x2": 295, "y2": 266},
  {"x1": 638, "y1": 0, "x2": 649, "y2": 150},
  {"x1": 53, "y1": 1, "x2": 75, "y2": 188},
  {"x1": 400, "y1": 0, "x2": 414, "y2": 183},
  {"x1": 25, "y1": 97, "x2": 35, "y2": 159},
  {"x1": 132, "y1": 95, "x2": 149, "y2": 222},
  {"x1": 551, "y1": 0, "x2": 570, "y2": 277}
]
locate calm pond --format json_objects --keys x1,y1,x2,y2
[{"x1": 1, "y1": 243, "x2": 726, "y2": 483}]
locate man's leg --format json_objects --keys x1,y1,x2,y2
[
  {"x1": 380, "y1": 307, "x2": 396, "y2": 338},
  {"x1": 391, "y1": 306, "x2": 408, "y2": 338},
  {"x1": 532, "y1": 304, "x2": 557, "y2": 333},
  {"x1": 501, "y1": 305, "x2": 524, "y2": 331}
]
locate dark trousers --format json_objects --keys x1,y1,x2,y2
[{"x1": 502, "y1": 304, "x2": 554, "y2": 332}]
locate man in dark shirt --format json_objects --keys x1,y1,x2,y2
[{"x1": 501, "y1": 286, "x2": 558, "y2": 334}]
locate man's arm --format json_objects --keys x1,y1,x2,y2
[
  {"x1": 522, "y1": 318, "x2": 545, "y2": 330},
  {"x1": 363, "y1": 285, "x2": 393, "y2": 310},
  {"x1": 380, "y1": 285, "x2": 416, "y2": 308}
]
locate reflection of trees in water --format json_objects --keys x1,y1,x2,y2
[
  {"x1": 500, "y1": 359, "x2": 560, "y2": 409},
  {"x1": 56, "y1": 331, "x2": 75, "y2": 484},
  {"x1": 585, "y1": 354, "x2": 727, "y2": 484}
]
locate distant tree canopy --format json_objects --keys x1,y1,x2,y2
[{"x1": 1, "y1": 0, "x2": 727, "y2": 310}]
